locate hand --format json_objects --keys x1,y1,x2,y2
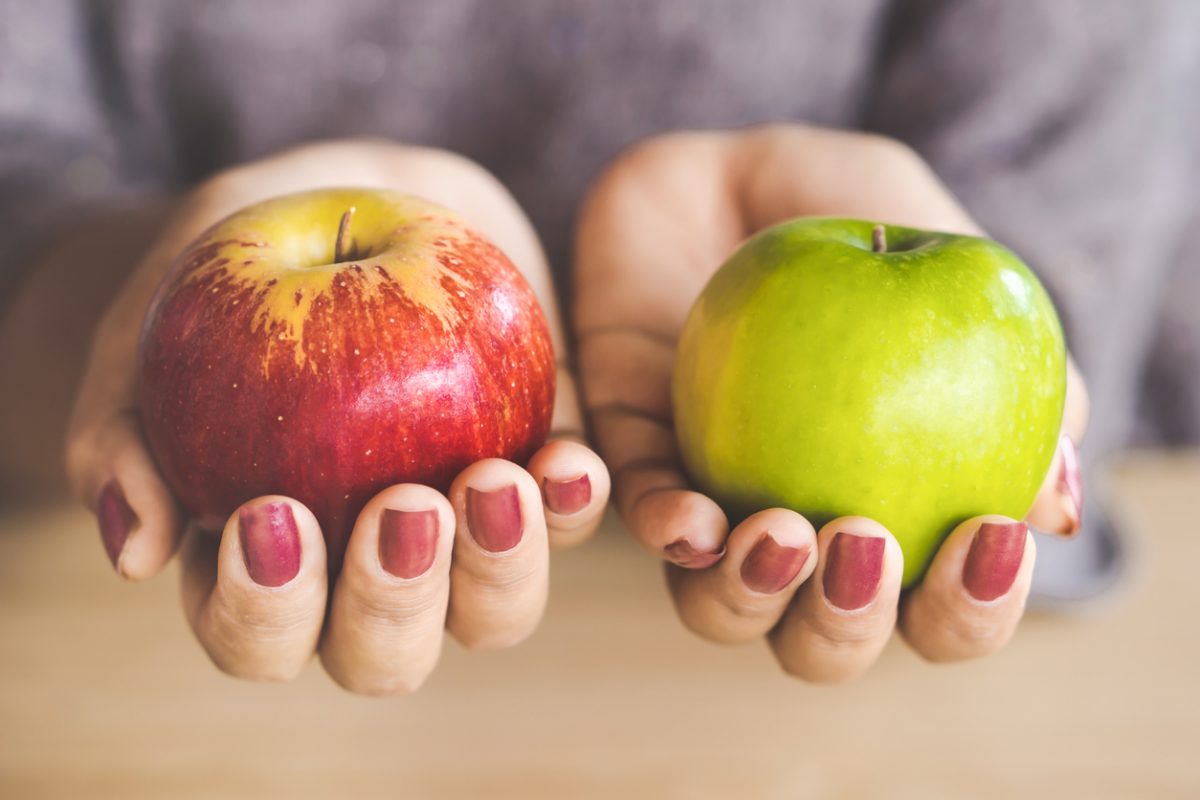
[
  {"x1": 574, "y1": 125, "x2": 1088, "y2": 681},
  {"x1": 66, "y1": 140, "x2": 610, "y2": 694}
]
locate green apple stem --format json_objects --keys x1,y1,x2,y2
[
  {"x1": 872, "y1": 224, "x2": 887, "y2": 254},
  {"x1": 335, "y1": 207, "x2": 356, "y2": 262}
]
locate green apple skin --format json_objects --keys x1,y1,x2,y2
[{"x1": 673, "y1": 218, "x2": 1066, "y2": 587}]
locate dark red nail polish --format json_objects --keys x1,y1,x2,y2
[
  {"x1": 741, "y1": 534, "x2": 811, "y2": 594},
  {"x1": 823, "y1": 532, "x2": 885, "y2": 611},
  {"x1": 664, "y1": 537, "x2": 725, "y2": 569},
  {"x1": 379, "y1": 508, "x2": 438, "y2": 578},
  {"x1": 542, "y1": 474, "x2": 592, "y2": 515},
  {"x1": 466, "y1": 485, "x2": 523, "y2": 552},
  {"x1": 97, "y1": 480, "x2": 137, "y2": 570},
  {"x1": 1058, "y1": 434, "x2": 1083, "y2": 535},
  {"x1": 963, "y1": 521, "x2": 1028, "y2": 602},
  {"x1": 238, "y1": 501, "x2": 301, "y2": 587}
]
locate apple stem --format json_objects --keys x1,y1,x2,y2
[
  {"x1": 335, "y1": 207, "x2": 356, "y2": 263},
  {"x1": 872, "y1": 224, "x2": 887, "y2": 254}
]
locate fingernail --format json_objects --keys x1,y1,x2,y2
[
  {"x1": 1057, "y1": 434, "x2": 1083, "y2": 536},
  {"x1": 379, "y1": 508, "x2": 439, "y2": 578},
  {"x1": 664, "y1": 537, "x2": 725, "y2": 569},
  {"x1": 238, "y1": 501, "x2": 301, "y2": 587},
  {"x1": 97, "y1": 480, "x2": 137, "y2": 570},
  {"x1": 741, "y1": 533, "x2": 811, "y2": 594},
  {"x1": 823, "y1": 532, "x2": 885, "y2": 611},
  {"x1": 962, "y1": 521, "x2": 1028, "y2": 602},
  {"x1": 542, "y1": 474, "x2": 592, "y2": 515},
  {"x1": 466, "y1": 485, "x2": 523, "y2": 552}
]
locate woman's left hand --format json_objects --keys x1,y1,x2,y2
[{"x1": 572, "y1": 125, "x2": 1088, "y2": 681}]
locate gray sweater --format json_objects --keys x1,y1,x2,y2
[{"x1": 3, "y1": 0, "x2": 1198, "y2": 459}]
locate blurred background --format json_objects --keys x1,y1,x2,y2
[{"x1": 1, "y1": 1, "x2": 1198, "y2": 797}]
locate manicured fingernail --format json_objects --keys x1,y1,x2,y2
[
  {"x1": 238, "y1": 501, "x2": 301, "y2": 587},
  {"x1": 963, "y1": 521, "x2": 1028, "y2": 602},
  {"x1": 466, "y1": 485, "x2": 523, "y2": 552},
  {"x1": 1057, "y1": 434, "x2": 1083, "y2": 536},
  {"x1": 664, "y1": 537, "x2": 725, "y2": 569},
  {"x1": 542, "y1": 474, "x2": 592, "y2": 515},
  {"x1": 741, "y1": 533, "x2": 811, "y2": 594},
  {"x1": 823, "y1": 532, "x2": 885, "y2": 611},
  {"x1": 379, "y1": 508, "x2": 439, "y2": 578},
  {"x1": 97, "y1": 480, "x2": 136, "y2": 570}
]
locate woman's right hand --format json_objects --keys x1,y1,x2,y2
[{"x1": 65, "y1": 139, "x2": 610, "y2": 694}]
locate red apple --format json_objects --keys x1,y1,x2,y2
[{"x1": 137, "y1": 188, "x2": 556, "y2": 568}]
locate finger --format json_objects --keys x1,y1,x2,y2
[
  {"x1": 576, "y1": 327, "x2": 675, "y2": 422},
  {"x1": 180, "y1": 496, "x2": 327, "y2": 681},
  {"x1": 1026, "y1": 432, "x2": 1084, "y2": 536},
  {"x1": 320, "y1": 485, "x2": 455, "y2": 695},
  {"x1": 549, "y1": 364, "x2": 588, "y2": 441},
  {"x1": 525, "y1": 439, "x2": 611, "y2": 550},
  {"x1": 575, "y1": 155, "x2": 736, "y2": 561},
  {"x1": 589, "y1": 400, "x2": 728, "y2": 567},
  {"x1": 1026, "y1": 357, "x2": 1090, "y2": 535},
  {"x1": 769, "y1": 517, "x2": 904, "y2": 684},
  {"x1": 528, "y1": 360, "x2": 612, "y2": 550},
  {"x1": 618, "y1": 462, "x2": 729, "y2": 569},
  {"x1": 667, "y1": 508, "x2": 817, "y2": 644},
  {"x1": 900, "y1": 516, "x2": 1036, "y2": 662},
  {"x1": 445, "y1": 459, "x2": 549, "y2": 650},
  {"x1": 65, "y1": 410, "x2": 183, "y2": 580}
]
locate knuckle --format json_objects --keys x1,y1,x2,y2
[
  {"x1": 903, "y1": 596, "x2": 1014, "y2": 663},
  {"x1": 927, "y1": 616, "x2": 1010, "y2": 662},
  {"x1": 455, "y1": 554, "x2": 543, "y2": 598},
  {"x1": 808, "y1": 611, "x2": 885, "y2": 649},
  {"x1": 666, "y1": 576, "x2": 766, "y2": 645},
  {"x1": 208, "y1": 584, "x2": 322, "y2": 644},
  {"x1": 721, "y1": 599, "x2": 775, "y2": 627},
  {"x1": 344, "y1": 583, "x2": 443, "y2": 635},
  {"x1": 680, "y1": 612, "x2": 758, "y2": 646}
]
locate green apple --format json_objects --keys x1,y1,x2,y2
[{"x1": 673, "y1": 218, "x2": 1065, "y2": 587}]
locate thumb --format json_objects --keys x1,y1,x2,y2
[
  {"x1": 1026, "y1": 357, "x2": 1089, "y2": 536},
  {"x1": 65, "y1": 407, "x2": 182, "y2": 580},
  {"x1": 65, "y1": 299, "x2": 183, "y2": 580}
]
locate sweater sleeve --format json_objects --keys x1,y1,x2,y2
[{"x1": 864, "y1": 0, "x2": 1200, "y2": 452}]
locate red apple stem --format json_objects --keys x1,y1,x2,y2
[
  {"x1": 335, "y1": 207, "x2": 356, "y2": 262},
  {"x1": 872, "y1": 224, "x2": 887, "y2": 254}
]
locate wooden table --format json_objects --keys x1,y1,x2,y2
[{"x1": 1, "y1": 451, "x2": 1198, "y2": 799}]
